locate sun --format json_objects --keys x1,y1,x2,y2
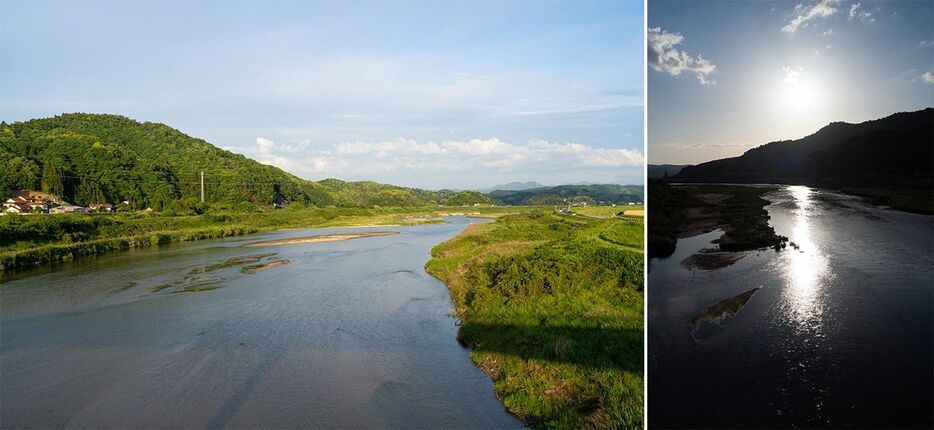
[
  {"x1": 769, "y1": 66, "x2": 826, "y2": 119},
  {"x1": 782, "y1": 80, "x2": 815, "y2": 109}
]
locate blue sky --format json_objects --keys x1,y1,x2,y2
[
  {"x1": 0, "y1": 0, "x2": 644, "y2": 189},
  {"x1": 648, "y1": 0, "x2": 934, "y2": 165}
]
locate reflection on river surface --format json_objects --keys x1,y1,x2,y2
[
  {"x1": 1, "y1": 217, "x2": 522, "y2": 429},
  {"x1": 649, "y1": 186, "x2": 933, "y2": 428}
]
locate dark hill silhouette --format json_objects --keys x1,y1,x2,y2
[{"x1": 671, "y1": 108, "x2": 933, "y2": 213}]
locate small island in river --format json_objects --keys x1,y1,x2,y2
[{"x1": 245, "y1": 231, "x2": 400, "y2": 247}]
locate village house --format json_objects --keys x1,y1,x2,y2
[
  {"x1": 88, "y1": 203, "x2": 113, "y2": 213},
  {"x1": 50, "y1": 205, "x2": 87, "y2": 214},
  {"x1": 2, "y1": 196, "x2": 49, "y2": 214}
]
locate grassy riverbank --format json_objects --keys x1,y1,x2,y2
[
  {"x1": 426, "y1": 211, "x2": 644, "y2": 429},
  {"x1": 647, "y1": 180, "x2": 786, "y2": 259},
  {"x1": 571, "y1": 204, "x2": 644, "y2": 218},
  {"x1": 0, "y1": 205, "x2": 538, "y2": 273}
]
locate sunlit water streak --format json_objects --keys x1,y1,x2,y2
[
  {"x1": 648, "y1": 185, "x2": 933, "y2": 428},
  {"x1": 777, "y1": 186, "x2": 832, "y2": 335}
]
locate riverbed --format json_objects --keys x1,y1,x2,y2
[
  {"x1": 0, "y1": 217, "x2": 523, "y2": 429},
  {"x1": 648, "y1": 186, "x2": 933, "y2": 428}
]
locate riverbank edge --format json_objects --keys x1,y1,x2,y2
[
  {"x1": 0, "y1": 219, "x2": 439, "y2": 274},
  {"x1": 424, "y1": 213, "x2": 645, "y2": 429},
  {"x1": 648, "y1": 181, "x2": 787, "y2": 260}
]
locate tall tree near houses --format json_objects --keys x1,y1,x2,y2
[{"x1": 41, "y1": 161, "x2": 65, "y2": 199}]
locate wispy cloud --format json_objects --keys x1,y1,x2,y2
[
  {"x1": 648, "y1": 27, "x2": 716, "y2": 85},
  {"x1": 783, "y1": 66, "x2": 803, "y2": 84},
  {"x1": 848, "y1": 2, "x2": 875, "y2": 23},
  {"x1": 782, "y1": 0, "x2": 840, "y2": 34},
  {"x1": 923, "y1": 72, "x2": 934, "y2": 84},
  {"x1": 920, "y1": 40, "x2": 934, "y2": 48},
  {"x1": 236, "y1": 136, "x2": 643, "y2": 187}
]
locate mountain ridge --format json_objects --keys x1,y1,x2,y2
[{"x1": 669, "y1": 108, "x2": 933, "y2": 213}]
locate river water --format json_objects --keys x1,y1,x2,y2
[
  {"x1": 1, "y1": 217, "x2": 523, "y2": 429},
  {"x1": 649, "y1": 186, "x2": 933, "y2": 428}
]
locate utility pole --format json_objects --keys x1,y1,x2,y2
[{"x1": 200, "y1": 171, "x2": 205, "y2": 203}]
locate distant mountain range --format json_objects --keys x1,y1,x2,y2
[
  {"x1": 488, "y1": 184, "x2": 643, "y2": 206},
  {"x1": 668, "y1": 108, "x2": 933, "y2": 213},
  {"x1": 648, "y1": 164, "x2": 689, "y2": 179},
  {"x1": 480, "y1": 181, "x2": 546, "y2": 192}
]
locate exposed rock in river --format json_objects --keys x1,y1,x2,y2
[
  {"x1": 691, "y1": 287, "x2": 760, "y2": 334},
  {"x1": 682, "y1": 251, "x2": 747, "y2": 270}
]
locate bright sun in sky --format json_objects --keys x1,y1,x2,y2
[{"x1": 770, "y1": 66, "x2": 829, "y2": 125}]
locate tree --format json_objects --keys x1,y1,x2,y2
[
  {"x1": 5, "y1": 157, "x2": 40, "y2": 190},
  {"x1": 75, "y1": 180, "x2": 105, "y2": 206},
  {"x1": 41, "y1": 161, "x2": 65, "y2": 198}
]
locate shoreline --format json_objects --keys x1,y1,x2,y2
[
  {"x1": 648, "y1": 181, "x2": 786, "y2": 260},
  {"x1": 245, "y1": 231, "x2": 399, "y2": 247},
  {"x1": 0, "y1": 215, "x2": 443, "y2": 275}
]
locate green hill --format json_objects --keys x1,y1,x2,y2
[
  {"x1": 0, "y1": 113, "x2": 490, "y2": 209},
  {"x1": 317, "y1": 178, "x2": 491, "y2": 207},
  {"x1": 489, "y1": 184, "x2": 644, "y2": 206}
]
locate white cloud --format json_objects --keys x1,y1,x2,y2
[
  {"x1": 920, "y1": 41, "x2": 934, "y2": 48},
  {"x1": 238, "y1": 136, "x2": 643, "y2": 179},
  {"x1": 647, "y1": 27, "x2": 717, "y2": 85},
  {"x1": 783, "y1": 66, "x2": 802, "y2": 85},
  {"x1": 848, "y1": 2, "x2": 875, "y2": 23},
  {"x1": 782, "y1": 0, "x2": 840, "y2": 34},
  {"x1": 923, "y1": 72, "x2": 934, "y2": 84},
  {"x1": 823, "y1": 29, "x2": 833, "y2": 36}
]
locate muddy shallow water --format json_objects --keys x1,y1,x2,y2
[
  {"x1": 649, "y1": 186, "x2": 933, "y2": 428},
  {"x1": 1, "y1": 217, "x2": 522, "y2": 429}
]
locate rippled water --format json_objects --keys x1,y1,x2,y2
[
  {"x1": 649, "y1": 186, "x2": 933, "y2": 428},
  {"x1": 1, "y1": 217, "x2": 522, "y2": 429}
]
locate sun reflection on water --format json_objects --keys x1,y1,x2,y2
[{"x1": 782, "y1": 186, "x2": 830, "y2": 333}]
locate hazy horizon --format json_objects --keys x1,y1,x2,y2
[
  {"x1": 648, "y1": 0, "x2": 934, "y2": 165},
  {"x1": 1, "y1": 0, "x2": 645, "y2": 190}
]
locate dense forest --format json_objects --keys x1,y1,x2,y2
[{"x1": 0, "y1": 114, "x2": 491, "y2": 210}]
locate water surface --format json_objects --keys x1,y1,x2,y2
[
  {"x1": 649, "y1": 186, "x2": 933, "y2": 428},
  {"x1": 1, "y1": 217, "x2": 522, "y2": 429}
]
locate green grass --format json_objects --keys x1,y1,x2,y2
[{"x1": 426, "y1": 211, "x2": 644, "y2": 429}]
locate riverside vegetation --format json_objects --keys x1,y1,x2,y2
[
  {"x1": 0, "y1": 205, "x2": 534, "y2": 273},
  {"x1": 426, "y1": 211, "x2": 644, "y2": 429},
  {"x1": 0, "y1": 113, "x2": 642, "y2": 272}
]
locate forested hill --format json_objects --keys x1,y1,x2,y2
[
  {"x1": 0, "y1": 113, "x2": 489, "y2": 209},
  {"x1": 489, "y1": 184, "x2": 643, "y2": 205}
]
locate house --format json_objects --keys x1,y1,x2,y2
[
  {"x1": 88, "y1": 203, "x2": 113, "y2": 213},
  {"x1": 50, "y1": 205, "x2": 86, "y2": 214},
  {"x1": 2, "y1": 205, "x2": 25, "y2": 215},
  {"x1": 3, "y1": 196, "x2": 48, "y2": 213}
]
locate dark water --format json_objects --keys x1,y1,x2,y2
[
  {"x1": 1, "y1": 217, "x2": 523, "y2": 429},
  {"x1": 649, "y1": 186, "x2": 933, "y2": 428}
]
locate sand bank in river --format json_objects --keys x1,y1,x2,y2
[
  {"x1": 241, "y1": 259, "x2": 291, "y2": 274},
  {"x1": 682, "y1": 251, "x2": 747, "y2": 270},
  {"x1": 245, "y1": 231, "x2": 399, "y2": 247}
]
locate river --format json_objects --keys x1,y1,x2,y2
[
  {"x1": 1, "y1": 217, "x2": 523, "y2": 429},
  {"x1": 648, "y1": 185, "x2": 933, "y2": 428}
]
